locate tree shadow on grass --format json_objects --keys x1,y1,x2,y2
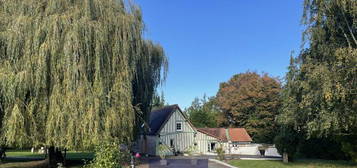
[
  {"x1": 0, "y1": 160, "x2": 47, "y2": 168},
  {"x1": 1, "y1": 151, "x2": 94, "y2": 168}
]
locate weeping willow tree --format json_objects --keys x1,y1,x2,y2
[
  {"x1": 0, "y1": 0, "x2": 167, "y2": 153},
  {"x1": 132, "y1": 41, "x2": 168, "y2": 134}
]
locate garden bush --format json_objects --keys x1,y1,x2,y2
[
  {"x1": 216, "y1": 145, "x2": 225, "y2": 161},
  {"x1": 83, "y1": 142, "x2": 130, "y2": 168}
]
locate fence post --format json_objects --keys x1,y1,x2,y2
[
  {"x1": 130, "y1": 155, "x2": 135, "y2": 168},
  {"x1": 283, "y1": 152, "x2": 288, "y2": 163}
]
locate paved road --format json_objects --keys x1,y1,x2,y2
[
  {"x1": 135, "y1": 155, "x2": 282, "y2": 168},
  {"x1": 136, "y1": 158, "x2": 233, "y2": 168},
  {"x1": 208, "y1": 160, "x2": 232, "y2": 168}
]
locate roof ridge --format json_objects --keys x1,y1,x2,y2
[{"x1": 151, "y1": 104, "x2": 177, "y2": 112}]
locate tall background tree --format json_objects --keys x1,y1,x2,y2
[
  {"x1": 216, "y1": 72, "x2": 281, "y2": 143},
  {"x1": 185, "y1": 95, "x2": 221, "y2": 128},
  {"x1": 0, "y1": 0, "x2": 167, "y2": 165},
  {"x1": 276, "y1": 0, "x2": 357, "y2": 161},
  {"x1": 151, "y1": 91, "x2": 167, "y2": 111}
]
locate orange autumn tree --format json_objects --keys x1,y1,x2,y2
[{"x1": 216, "y1": 72, "x2": 281, "y2": 143}]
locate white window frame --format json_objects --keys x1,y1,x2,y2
[{"x1": 176, "y1": 122, "x2": 182, "y2": 131}]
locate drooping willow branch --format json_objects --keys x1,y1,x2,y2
[{"x1": 0, "y1": 0, "x2": 167, "y2": 150}]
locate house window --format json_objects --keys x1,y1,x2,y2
[
  {"x1": 176, "y1": 122, "x2": 182, "y2": 131},
  {"x1": 210, "y1": 143, "x2": 216, "y2": 151},
  {"x1": 208, "y1": 142, "x2": 216, "y2": 152},
  {"x1": 231, "y1": 142, "x2": 240, "y2": 147}
]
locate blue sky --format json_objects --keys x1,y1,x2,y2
[{"x1": 135, "y1": 0, "x2": 304, "y2": 109}]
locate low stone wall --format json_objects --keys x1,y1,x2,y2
[
  {"x1": 229, "y1": 144, "x2": 281, "y2": 157},
  {"x1": 265, "y1": 147, "x2": 281, "y2": 157},
  {"x1": 231, "y1": 145, "x2": 260, "y2": 155}
]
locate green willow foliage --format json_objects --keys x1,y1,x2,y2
[{"x1": 0, "y1": 0, "x2": 167, "y2": 150}]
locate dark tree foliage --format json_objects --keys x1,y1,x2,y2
[
  {"x1": 132, "y1": 41, "x2": 168, "y2": 138},
  {"x1": 151, "y1": 91, "x2": 167, "y2": 111},
  {"x1": 216, "y1": 72, "x2": 281, "y2": 143},
  {"x1": 132, "y1": 42, "x2": 168, "y2": 128},
  {"x1": 274, "y1": 126, "x2": 300, "y2": 161},
  {"x1": 277, "y1": 0, "x2": 357, "y2": 161},
  {"x1": 298, "y1": 138, "x2": 348, "y2": 160},
  {"x1": 185, "y1": 96, "x2": 221, "y2": 128}
]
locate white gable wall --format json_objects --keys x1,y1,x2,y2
[
  {"x1": 233, "y1": 145, "x2": 260, "y2": 155},
  {"x1": 158, "y1": 109, "x2": 196, "y2": 153},
  {"x1": 195, "y1": 131, "x2": 219, "y2": 154}
]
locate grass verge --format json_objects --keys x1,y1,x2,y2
[{"x1": 228, "y1": 159, "x2": 357, "y2": 168}]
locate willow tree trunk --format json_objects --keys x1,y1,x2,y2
[{"x1": 46, "y1": 147, "x2": 64, "y2": 168}]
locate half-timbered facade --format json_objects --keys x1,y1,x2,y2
[{"x1": 136, "y1": 104, "x2": 253, "y2": 156}]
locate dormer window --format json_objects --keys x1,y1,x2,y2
[{"x1": 176, "y1": 122, "x2": 182, "y2": 131}]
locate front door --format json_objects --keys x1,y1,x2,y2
[
  {"x1": 211, "y1": 143, "x2": 216, "y2": 151},
  {"x1": 170, "y1": 139, "x2": 174, "y2": 148}
]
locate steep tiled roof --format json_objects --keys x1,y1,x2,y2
[
  {"x1": 228, "y1": 128, "x2": 252, "y2": 142},
  {"x1": 148, "y1": 105, "x2": 178, "y2": 135}
]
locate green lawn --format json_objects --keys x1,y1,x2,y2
[
  {"x1": 229, "y1": 159, "x2": 357, "y2": 168},
  {"x1": 0, "y1": 150, "x2": 93, "y2": 168},
  {"x1": 5, "y1": 150, "x2": 93, "y2": 159},
  {"x1": 5, "y1": 150, "x2": 45, "y2": 158}
]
